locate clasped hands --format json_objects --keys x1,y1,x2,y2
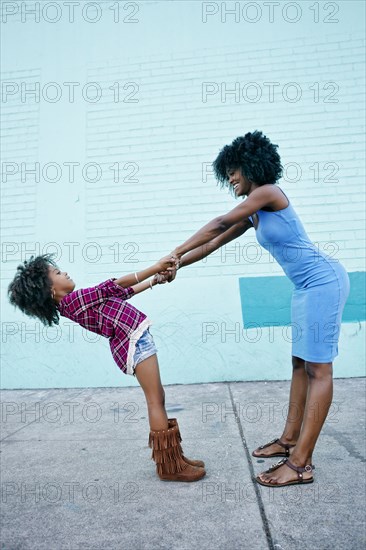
[{"x1": 153, "y1": 251, "x2": 181, "y2": 285}]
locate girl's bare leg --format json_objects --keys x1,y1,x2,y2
[
  {"x1": 135, "y1": 355, "x2": 206, "y2": 481},
  {"x1": 134, "y1": 354, "x2": 169, "y2": 431}
]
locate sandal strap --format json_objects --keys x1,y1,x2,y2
[
  {"x1": 276, "y1": 439, "x2": 296, "y2": 450},
  {"x1": 285, "y1": 459, "x2": 315, "y2": 481},
  {"x1": 266, "y1": 458, "x2": 288, "y2": 473},
  {"x1": 275, "y1": 439, "x2": 296, "y2": 456},
  {"x1": 257, "y1": 438, "x2": 279, "y2": 450},
  {"x1": 258, "y1": 438, "x2": 295, "y2": 455},
  {"x1": 263, "y1": 458, "x2": 315, "y2": 481}
]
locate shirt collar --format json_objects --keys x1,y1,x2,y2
[{"x1": 56, "y1": 292, "x2": 70, "y2": 311}]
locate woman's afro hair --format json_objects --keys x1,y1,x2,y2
[
  {"x1": 7, "y1": 253, "x2": 61, "y2": 327},
  {"x1": 213, "y1": 130, "x2": 283, "y2": 188}
]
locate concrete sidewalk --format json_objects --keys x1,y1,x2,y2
[{"x1": 1, "y1": 378, "x2": 365, "y2": 550}]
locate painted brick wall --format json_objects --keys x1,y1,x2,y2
[
  {"x1": 1, "y1": 69, "x2": 40, "y2": 242},
  {"x1": 84, "y1": 33, "x2": 365, "y2": 282},
  {"x1": 1, "y1": 27, "x2": 365, "y2": 388}
]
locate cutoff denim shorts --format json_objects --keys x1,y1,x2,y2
[{"x1": 132, "y1": 328, "x2": 158, "y2": 373}]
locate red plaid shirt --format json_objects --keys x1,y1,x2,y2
[{"x1": 56, "y1": 278, "x2": 151, "y2": 376}]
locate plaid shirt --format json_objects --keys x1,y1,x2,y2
[{"x1": 56, "y1": 278, "x2": 151, "y2": 376}]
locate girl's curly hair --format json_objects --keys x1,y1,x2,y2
[
  {"x1": 213, "y1": 130, "x2": 283, "y2": 189},
  {"x1": 7, "y1": 253, "x2": 60, "y2": 327}
]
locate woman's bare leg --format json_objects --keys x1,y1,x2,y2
[
  {"x1": 253, "y1": 356, "x2": 308, "y2": 456},
  {"x1": 280, "y1": 356, "x2": 308, "y2": 442},
  {"x1": 258, "y1": 361, "x2": 333, "y2": 484},
  {"x1": 134, "y1": 354, "x2": 169, "y2": 431},
  {"x1": 290, "y1": 361, "x2": 333, "y2": 465}
]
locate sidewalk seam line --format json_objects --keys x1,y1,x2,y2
[
  {"x1": 227, "y1": 382, "x2": 275, "y2": 550},
  {"x1": 0, "y1": 389, "x2": 87, "y2": 442}
]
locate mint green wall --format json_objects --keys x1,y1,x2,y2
[
  {"x1": 239, "y1": 272, "x2": 365, "y2": 327},
  {"x1": 1, "y1": 2, "x2": 365, "y2": 388}
]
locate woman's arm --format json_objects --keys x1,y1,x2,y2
[
  {"x1": 114, "y1": 256, "x2": 173, "y2": 288},
  {"x1": 180, "y1": 218, "x2": 253, "y2": 268},
  {"x1": 172, "y1": 185, "x2": 274, "y2": 258}
]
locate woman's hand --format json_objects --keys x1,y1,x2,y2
[{"x1": 156, "y1": 255, "x2": 176, "y2": 273}]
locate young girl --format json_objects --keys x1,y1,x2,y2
[{"x1": 7, "y1": 253, "x2": 206, "y2": 482}]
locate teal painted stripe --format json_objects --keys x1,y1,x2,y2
[{"x1": 239, "y1": 271, "x2": 365, "y2": 328}]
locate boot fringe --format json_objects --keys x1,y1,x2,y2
[
  {"x1": 151, "y1": 444, "x2": 184, "y2": 464},
  {"x1": 149, "y1": 424, "x2": 190, "y2": 475},
  {"x1": 166, "y1": 417, "x2": 205, "y2": 470},
  {"x1": 168, "y1": 418, "x2": 182, "y2": 442},
  {"x1": 156, "y1": 457, "x2": 188, "y2": 476},
  {"x1": 148, "y1": 427, "x2": 181, "y2": 450}
]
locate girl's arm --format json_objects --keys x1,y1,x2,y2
[
  {"x1": 130, "y1": 274, "x2": 166, "y2": 296},
  {"x1": 180, "y1": 218, "x2": 253, "y2": 268},
  {"x1": 114, "y1": 256, "x2": 173, "y2": 288},
  {"x1": 172, "y1": 185, "x2": 274, "y2": 259}
]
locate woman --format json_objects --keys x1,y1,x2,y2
[{"x1": 168, "y1": 130, "x2": 350, "y2": 487}]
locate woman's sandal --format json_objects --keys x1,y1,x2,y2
[
  {"x1": 252, "y1": 438, "x2": 296, "y2": 458},
  {"x1": 255, "y1": 458, "x2": 315, "y2": 488}
]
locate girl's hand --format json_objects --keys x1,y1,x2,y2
[
  {"x1": 159, "y1": 268, "x2": 177, "y2": 283},
  {"x1": 156, "y1": 255, "x2": 175, "y2": 272},
  {"x1": 153, "y1": 273, "x2": 168, "y2": 285},
  {"x1": 170, "y1": 249, "x2": 182, "y2": 270}
]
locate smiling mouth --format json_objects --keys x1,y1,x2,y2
[{"x1": 233, "y1": 184, "x2": 240, "y2": 193}]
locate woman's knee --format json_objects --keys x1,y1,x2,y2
[
  {"x1": 292, "y1": 356, "x2": 305, "y2": 370},
  {"x1": 305, "y1": 361, "x2": 333, "y2": 379}
]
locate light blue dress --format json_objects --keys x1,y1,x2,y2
[{"x1": 248, "y1": 189, "x2": 350, "y2": 363}]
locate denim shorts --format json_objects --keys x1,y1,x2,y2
[{"x1": 132, "y1": 328, "x2": 158, "y2": 372}]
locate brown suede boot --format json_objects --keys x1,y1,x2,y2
[
  {"x1": 149, "y1": 424, "x2": 206, "y2": 482},
  {"x1": 167, "y1": 418, "x2": 205, "y2": 468}
]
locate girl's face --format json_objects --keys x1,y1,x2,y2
[
  {"x1": 226, "y1": 167, "x2": 252, "y2": 197},
  {"x1": 48, "y1": 266, "x2": 75, "y2": 298}
]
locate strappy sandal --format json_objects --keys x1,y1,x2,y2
[
  {"x1": 255, "y1": 458, "x2": 315, "y2": 487},
  {"x1": 252, "y1": 438, "x2": 296, "y2": 458}
]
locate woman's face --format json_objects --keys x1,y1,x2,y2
[
  {"x1": 226, "y1": 167, "x2": 251, "y2": 197},
  {"x1": 48, "y1": 266, "x2": 75, "y2": 297}
]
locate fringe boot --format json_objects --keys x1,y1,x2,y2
[
  {"x1": 148, "y1": 423, "x2": 206, "y2": 482},
  {"x1": 167, "y1": 418, "x2": 205, "y2": 468}
]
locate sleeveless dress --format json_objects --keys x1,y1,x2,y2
[{"x1": 248, "y1": 189, "x2": 350, "y2": 363}]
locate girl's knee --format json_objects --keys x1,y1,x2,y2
[{"x1": 146, "y1": 388, "x2": 165, "y2": 407}]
